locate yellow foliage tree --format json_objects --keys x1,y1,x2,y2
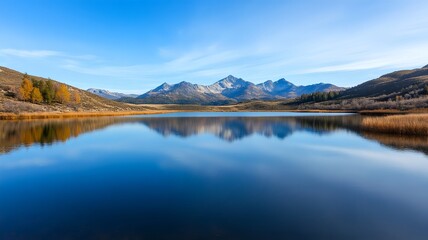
[
  {"x1": 18, "y1": 76, "x2": 33, "y2": 101},
  {"x1": 31, "y1": 88, "x2": 44, "y2": 103},
  {"x1": 55, "y1": 84, "x2": 71, "y2": 103},
  {"x1": 73, "y1": 91, "x2": 81, "y2": 104}
]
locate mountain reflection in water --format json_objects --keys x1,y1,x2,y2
[
  {"x1": 1, "y1": 114, "x2": 427, "y2": 155},
  {"x1": 139, "y1": 116, "x2": 349, "y2": 141}
]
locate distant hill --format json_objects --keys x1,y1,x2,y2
[
  {"x1": 124, "y1": 75, "x2": 344, "y2": 105},
  {"x1": 0, "y1": 66, "x2": 147, "y2": 113},
  {"x1": 340, "y1": 65, "x2": 428, "y2": 99},
  {"x1": 293, "y1": 65, "x2": 428, "y2": 111},
  {"x1": 87, "y1": 88, "x2": 138, "y2": 100}
]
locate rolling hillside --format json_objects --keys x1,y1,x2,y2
[
  {"x1": 294, "y1": 65, "x2": 428, "y2": 111},
  {"x1": 340, "y1": 65, "x2": 428, "y2": 99},
  {"x1": 0, "y1": 66, "x2": 147, "y2": 113}
]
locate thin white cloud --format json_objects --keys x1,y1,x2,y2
[
  {"x1": 0, "y1": 48, "x2": 61, "y2": 58},
  {"x1": 61, "y1": 46, "x2": 252, "y2": 80},
  {"x1": 0, "y1": 49, "x2": 98, "y2": 64},
  {"x1": 295, "y1": 42, "x2": 428, "y2": 75},
  {"x1": 298, "y1": 59, "x2": 390, "y2": 74}
]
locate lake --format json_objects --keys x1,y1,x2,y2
[{"x1": 1, "y1": 112, "x2": 428, "y2": 240}]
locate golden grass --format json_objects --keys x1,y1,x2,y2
[
  {"x1": 361, "y1": 114, "x2": 428, "y2": 136},
  {"x1": 0, "y1": 110, "x2": 177, "y2": 120}
]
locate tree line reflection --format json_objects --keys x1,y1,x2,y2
[{"x1": 0, "y1": 117, "x2": 130, "y2": 154}]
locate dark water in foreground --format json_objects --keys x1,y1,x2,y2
[{"x1": 1, "y1": 112, "x2": 428, "y2": 240}]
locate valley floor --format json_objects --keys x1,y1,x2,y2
[
  {"x1": 1, "y1": 99, "x2": 428, "y2": 119},
  {"x1": 1, "y1": 101, "x2": 427, "y2": 137}
]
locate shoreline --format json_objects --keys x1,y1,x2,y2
[
  {"x1": 0, "y1": 108, "x2": 426, "y2": 120},
  {"x1": 0, "y1": 109, "x2": 361, "y2": 120},
  {"x1": 0, "y1": 110, "x2": 178, "y2": 120}
]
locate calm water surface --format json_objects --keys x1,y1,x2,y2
[{"x1": 0, "y1": 112, "x2": 428, "y2": 240}]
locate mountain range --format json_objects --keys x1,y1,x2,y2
[
  {"x1": 113, "y1": 75, "x2": 344, "y2": 105},
  {"x1": 2, "y1": 64, "x2": 426, "y2": 113},
  {"x1": 87, "y1": 88, "x2": 138, "y2": 100}
]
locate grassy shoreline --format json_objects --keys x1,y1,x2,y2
[
  {"x1": 361, "y1": 114, "x2": 428, "y2": 136},
  {"x1": 0, "y1": 107, "x2": 426, "y2": 120},
  {"x1": 0, "y1": 108, "x2": 363, "y2": 120},
  {"x1": 0, "y1": 110, "x2": 177, "y2": 120}
]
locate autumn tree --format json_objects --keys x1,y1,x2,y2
[
  {"x1": 42, "y1": 80, "x2": 56, "y2": 104},
  {"x1": 72, "y1": 91, "x2": 81, "y2": 104},
  {"x1": 18, "y1": 75, "x2": 33, "y2": 101},
  {"x1": 31, "y1": 87, "x2": 43, "y2": 103},
  {"x1": 55, "y1": 84, "x2": 71, "y2": 103}
]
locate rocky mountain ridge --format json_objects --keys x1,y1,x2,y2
[{"x1": 127, "y1": 75, "x2": 344, "y2": 104}]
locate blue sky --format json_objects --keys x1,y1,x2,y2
[{"x1": 1, "y1": 0, "x2": 428, "y2": 93}]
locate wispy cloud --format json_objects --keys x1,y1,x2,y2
[
  {"x1": 0, "y1": 49, "x2": 61, "y2": 58},
  {"x1": 299, "y1": 60, "x2": 389, "y2": 74},
  {"x1": 0, "y1": 48, "x2": 97, "y2": 62},
  {"x1": 61, "y1": 46, "x2": 254, "y2": 80},
  {"x1": 297, "y1": 43, "x2": 428, "y2": 74}
]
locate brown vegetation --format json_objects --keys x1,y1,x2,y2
[
  {"x1": 0, "y1": 110, "x2": 176, "y2": 120},
  {"x1": 295, "y1": 96, "x2": 428, "y2": 111},
  {"x1": 73, "y1": 91, "x2": 81, "y2": 104},
  {"x1": 361, "y1": 114, "x2": 428, "y2": 136}
]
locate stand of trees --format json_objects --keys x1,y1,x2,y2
[
  {"x1": 18, "y1": 74, "x2": 80, "y2": 105},
  {"x1": 297, "y1": 91, "x2": 341, "y2": 103}
]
